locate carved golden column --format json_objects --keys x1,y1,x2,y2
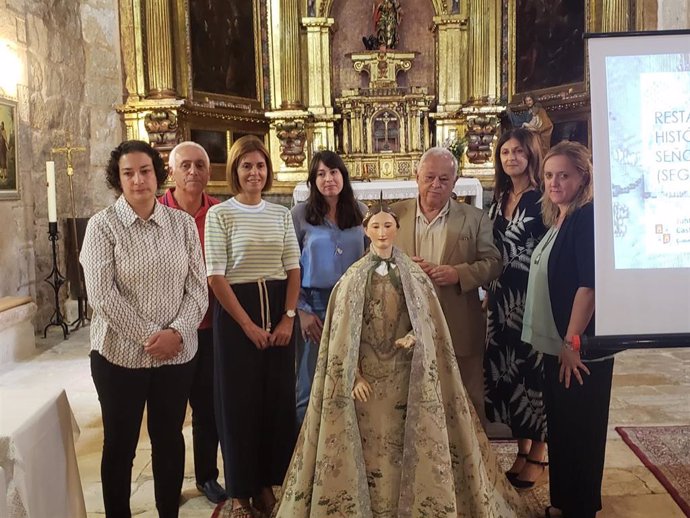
[
  {"x1": 432, "y1": 14, "x2": 468, "y2": 146},
  {"x1": 280, "y1": 0, "x2": 303, "y2": 109},
  {"x1": 267, "y1": 0, "x2": 310, "y2": 180},
  {"x1": 144, "y1": 0, "x2": 176, "y2": 98},
  {"x1": 467, "y1": 0, "x2": 500, "y2": 102},
  {"x1": 119, "y1": 0, "x2": 146, "y2": 101},
  {"x1": 303, "y1": 17, "x2": 336, "y2": 152},
  {"x1": 303, "y1": 18, "x2": 334, "y2": 115},
  {"x1": 458, "y1": 0, "x2": 502, "y2": 184},
  {"x1": 601, "y1": 0, "x2": 631, "y2": 31},
  {"x1": 435, "y1": 16, "x2": 468, "y2": 113}
]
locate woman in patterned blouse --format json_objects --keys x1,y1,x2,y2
[
  {"x1": 205, "y1": 135, "x2": 301, "y2": 518},
  {"x1": 80, "y1": 140, "x2": 208, "y2": 518},
  {"x1": 484, "y1": 128, "x2": 548, "y2": 489}
]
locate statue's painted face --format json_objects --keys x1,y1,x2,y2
[{"x1": 365, "y1": 210, "x2": 398, "y2": 257}]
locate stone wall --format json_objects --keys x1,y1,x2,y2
[{"x1": 0, "y1": 0, "x2": 122, "y2": 332}]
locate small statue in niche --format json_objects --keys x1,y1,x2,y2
[
  {"x1": 505, "y1": 93, "x2": 553, "y2": 155},
  {"x1": 373, "y1": 0, "x2": 402, "y2": 49}
]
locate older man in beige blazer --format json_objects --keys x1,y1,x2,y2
[{"x1": 391, "y1": 147, "x2": 501, "y2": 424}]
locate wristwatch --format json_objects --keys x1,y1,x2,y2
[{"x1": 285, "y1": 309, "x2": 296, "y2": 318}]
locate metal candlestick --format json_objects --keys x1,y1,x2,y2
[
  {"x1": 43, "y1": 221, "x2": 69, "y2": 339},
  {"x1": 52, "y1": 137, "x2": 89, "y2": 330}
]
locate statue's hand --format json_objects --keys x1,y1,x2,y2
[
  {"x1": 395, "y1": 334, "x2": 416, "y2": 350},
  {"x1": 352, "y1": 373, "x2": 373, "y2": 402}
]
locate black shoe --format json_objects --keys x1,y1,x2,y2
[
  {"x1": 510, "y1": 458, "x2": 549, "y2": 489},
  {"x1": 505, "y1": 451, "x2": 528, "y2": 483},
  {"x1": 196, "y1": 480, "x2": 228, "y2": 504}
]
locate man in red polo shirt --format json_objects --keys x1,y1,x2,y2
[{"x1": 159, "y1": 142, "x2": 226, "y2": 504}]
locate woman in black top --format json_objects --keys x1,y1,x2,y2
[{"x1": 484, "y1": 128, "x2": 547, "y2": 489}]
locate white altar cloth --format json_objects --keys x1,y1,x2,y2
[
  {"x1": 292, "y1": 178, "x2": 484, "y2": 209},
  {"x1": 0, "y1": 389, "x2": 86, "y2": 518}
]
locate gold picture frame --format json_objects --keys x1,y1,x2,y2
[
  {"x1": 178, "y1": 0, "x2": 265, "y2": 110},
  {"x1": 507, "y1": 0, "x2": 595, "y2": 103},
  {"x1": 0, "y1": 97, "x2": 19, "y2": 200},
  {"x1": 181, "y1": 112, "x2": 268, "y2": 195}
]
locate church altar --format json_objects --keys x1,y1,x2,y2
[
  {"x1": 292, "y1": 178, "x2": 483, "y2": 209},
  {"x1": 0, "y1": 389, "x2": 86, "y2": 518}
]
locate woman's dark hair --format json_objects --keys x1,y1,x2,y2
[
  {"x1": 492, "y1": 128, "x2": 542, "y2": 202},
  {"x1": 305, "y1": 150, "x2": 363, "y2": 229},
  {"x1": 105, "y1": 140, "x2": 167, "y2": 193}
]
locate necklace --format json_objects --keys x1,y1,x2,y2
[
  {"x1": 533, "y1": 227, "x2": 559, "y2": 265},
  {"x1": 510, "y1": 185, "x2": 531, "y2": 198}
]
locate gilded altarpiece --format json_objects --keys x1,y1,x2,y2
[
  {"x1": 503, "y1": 0, "x2": 635, "y2": 154},
  {"x1": 335, "y1": 51, "x2": 434, "y2": 180},
  {"x1": 322, "y1": 0, "x2": 482, "y2": 181},
  {"x1": 116, "y1": 0, "x2": 272, "y2": 195},
  {"x1": 115, "y1": 0, "x2": 637, "y2": 193}
]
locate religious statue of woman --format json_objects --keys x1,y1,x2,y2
[
  {"x1": 374, "y1": 0, "x2": 402, "y2": 49},
  {"x1": 275, "y1": 200, "x2": 529, "y2": 518}
]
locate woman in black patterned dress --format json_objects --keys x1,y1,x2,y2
[{"x1": 484, "y1": 128, "x2": 548, "y2": 489}]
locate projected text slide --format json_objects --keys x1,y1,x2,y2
[{"x1": 606, "y1": 54, "x2": 690, "y2": 269}]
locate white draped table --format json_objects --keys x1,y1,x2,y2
[
  {"x1": 292, "y1": 178, "x2": 484, "y2": 209},
  {"x1": 0, "y1": 389, "x2": 86, "y2": 518}
]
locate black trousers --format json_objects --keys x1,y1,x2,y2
[
  {"x1": 214, "y1": 279, "x2": 297, "y2": 499},
  {"x1": 91, "y1": 351, "x2": 196, "y2": 518},
  {"x1": 543, "y1": 354, "x2": 614, "y2": 518},
  {"x1": 189, "y1": 328, "x2": 221, "y2": 485}
]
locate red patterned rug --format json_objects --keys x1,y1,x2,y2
[{"x1": 616, "y1": 426, "x2": 690, "y2": 517}]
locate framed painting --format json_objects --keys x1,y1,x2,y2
[
  {"x1": 187, "y1": 124, "x2": 268, "y2": 195},
  {"x1": 189, "y1": 128, "x2": 230, "y2": 191},
  {"x1": 550, "y1": 108, "x2": 590, "y2": 148},
  {"x1": 188, "y1": 0, "x2": 263, "y2": 107},
  {"x1": 0, "y1": 98, "x2": 18, "y2": 200},
  {"x1": 507, "y1": 0, "x2": 589, "y2": 102}
]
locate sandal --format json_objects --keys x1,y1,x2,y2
[
  {"x1": 230, "y1": 505, "x2": 257, "y2": 518},
  {"x1": 252, "y1": 490, "x2": 276, "y2": 518},
  {"x1": 251, "y1": 502, "x2": 271, "y2": 518},
  {"x1": 505, "y1": 451, "x2": 529, "y2": 482},
  {"x1": 511, "y1": 457, "x2": 548, "y2": 489}
]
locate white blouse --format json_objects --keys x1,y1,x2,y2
[{"x1": 80, "y1": 195, "x2": 208, "y2": 368}]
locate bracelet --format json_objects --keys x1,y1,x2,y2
[{"x1": 563, "y1": 336, "x2": 581, "y2": 352}]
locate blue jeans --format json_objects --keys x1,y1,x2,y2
[{"x1": 295, "y1": 288, "x2": 331, "y2": 430}]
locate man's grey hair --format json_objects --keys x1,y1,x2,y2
[
  {"x1": 418, "y1": 146, "x2": 458, "y2": 176},
  {"x1": 168, "y1": 141, "x2": 210, "y2": 170}
]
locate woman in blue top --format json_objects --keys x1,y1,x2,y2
[{"x1": 292, "y1": 150, "x2": 368, "y2": 428}]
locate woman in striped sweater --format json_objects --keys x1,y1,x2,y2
[{"x1": 205, "y1": 135, "x2": 301, "y2": 518}]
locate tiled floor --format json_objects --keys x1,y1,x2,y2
[{"x1": 1, "y1": 328, "x2": 688, "y2": 517}]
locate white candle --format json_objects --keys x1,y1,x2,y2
[{"x1": 46, "y1": 161, "x2": 57, "y2": 223}]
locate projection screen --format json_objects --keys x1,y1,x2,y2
[{"x1": 588, "y1": 30, "x2": 690, "y2": 336}]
